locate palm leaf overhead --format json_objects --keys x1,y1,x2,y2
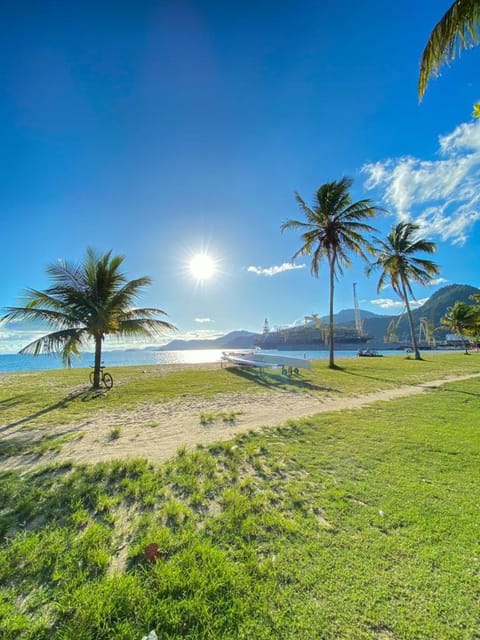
[
  {"x1": 3, "y1": 248, "x2": 176, "y2": 388},
  {"x1": 281, "y1": 177, "x2": 382, "y2": 368},
  {"x1": 367, "y1": 222, "x2": 440, "y2": 360},
  {"x1": 419, "y1": 0, "x2": 480, "y2": 99}
]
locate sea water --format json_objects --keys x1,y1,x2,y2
[{"x1": 0, "y1": 348, "x2": 398, "y2": 373}]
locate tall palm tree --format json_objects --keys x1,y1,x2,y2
[
  {"x1": 367, "y1": 222, "x2": 440, "y2": 360},
  {"x1": 281, "y1": 177, "x2": 381, "y2": 369},
  {"x1": 441, "y1": 301, "x2": 479, "y2": 354},
  {"x1": 419, "y1": 0, "x2": 480, "y2": 100},
  {"x1": 2, "y1": 248, "x2": 176, "y2": 388}
]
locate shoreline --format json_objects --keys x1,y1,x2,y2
[{"x1": 0, "y1": 346, "x2": 471, "y2": 375}]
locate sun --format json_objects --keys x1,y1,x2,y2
[{"x1": 189, "y1": 253, "x2": 216, "y2": 280}]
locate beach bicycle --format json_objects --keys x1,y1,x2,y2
[{"x1": 89, "y1": 365, "x2": 113, "y2": 389}]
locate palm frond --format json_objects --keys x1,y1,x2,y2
[
  {"x1": 107, "y1": 278, "x2": 153, "y2": 312},
  {"x1": 120, "y1": 307, "x2": 171, "y2": 321},
  {"x1": 293, "y1": 192, "x2": 317, "y2": 223},
  {"x1": 116, "y1": 318, "x2": 176, "y2": 337},
  {"x1": 368, "y1": 220, "x2": 440, "y2": 305},
  {"x1": 280, "y1": 218, "x2": 312, "y2": 233},
  {"x1": 3, "y1": 305, "x2": 79, "y2": 329},
  {"x1": 19, "y1": 328, "x2": 88, "y2": 363},
  {"x1": 419, "y1": 0, "x2": 480, "y2": 99}
]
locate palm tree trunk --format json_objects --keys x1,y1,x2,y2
[
  {"x1": 401, "y1": 278, "x2": 420, "y2": 360},
  {"x1": 328, "y1": 257, "x2": 335, "y2": 368},
  {"x1": 93, "y1": 334, "x2": 103, "y2": 389}
]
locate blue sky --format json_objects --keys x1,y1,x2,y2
[{"x1": 1, "y1": 0, "x2": 479, "y2": 353}]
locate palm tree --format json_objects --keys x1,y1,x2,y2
[
  {"x1": 281, "y1": 177, "x2": 381, "y2": 369},
  {"x1": 441, "y1": 301, "x2": 479, "y2": 353},
  {"x1": 419, "y1": 0, "x2": 480, "y2": 100},
  {"x1": 367, "y1": 222, "x2": 440, "y2": 360},
  {"x1": 2, "y1": 248, "x2": 176, "y2": 388}
]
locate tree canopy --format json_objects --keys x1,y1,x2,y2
[{"x1": 2, "y1": 248, "x2": 176, "y2": 388}]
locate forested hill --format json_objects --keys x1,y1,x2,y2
[{"x1": 361, "y1": 284, "x2": 480, "y2": 342}]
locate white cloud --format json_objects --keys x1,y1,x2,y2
[
  {"x1": 174, "y1": 329, "x2": 222, "y2": 341},
  {"x1": 247, "y1": 262, "x2": 306, "y2": 276},
  {"x1": 430, "y1": 277, "x2": 448, "y2": 286},
  {"x1": 194, "y1": 318, "x2": 213, "y2": 323},
  {"x1": 362, "y1": 120, "x2": 480, "y2": 245},
  {"x1": 370, "y1": 297, "x2": 429, "y2": 310}
]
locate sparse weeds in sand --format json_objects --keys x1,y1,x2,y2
[
  {"x1": 199, "y1": 410, "x2": 243, "y2": 426},
  {"x1": 143, "y1": 420, "x2": 159, "y2": 428},
  {"x1": 109, "y1": 426, "x2": 122, "y2": 441},
  {"x1": 199, "y1": 412, "x2": 215, "y2": 425}
]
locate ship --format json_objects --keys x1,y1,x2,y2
[
  {"x1": 254, "y1": 284, "x2": 371, "y2": 351},
  {"x1": 254, "y1": 314, "x2": 371, "y2": 351}
]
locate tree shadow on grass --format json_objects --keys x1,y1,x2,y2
[
  {"x1": 333, "y1": 365, "x2": 398, "y2": 386},
  {"x1": 437, "y1": 385, "x2": 480, "y2": 399},
  {"x1": 0, "y1": 395, "x2": 31, "y2": 412},
  {"x1": 0, "y1": 387, "x2": 110, "y2": 433},
  {"x1": 225, "y1": 366, "x2": 336, "y2": 392},
  {"x1": 0, "y1": 426, "x2": 82, "y2": 459}
]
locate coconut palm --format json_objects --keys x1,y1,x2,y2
[
  {"x1": 2, "y1": 248, "x2": 176, "y2": 388},
  {"x1": 367, "y1": 222, "x2": 440, "y2": 360},
  {"x1": 419, "y1": 0, "x2": 480, "y2": 100},
  {"x1": 281, "y1": 177, "x2": 381, "y2": 369},
  {"x1": 441, "y1": 301, "x2": 479, "y2": 353}
]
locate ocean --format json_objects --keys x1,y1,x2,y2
[{"x1": 0, "y1": 348, "x2": 386, "y2": 373}]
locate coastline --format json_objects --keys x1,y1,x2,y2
[{"x1": 0, "y1": 346, "x2": 468, "y2": 374}]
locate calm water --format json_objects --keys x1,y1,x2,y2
[{"x1": 0, "y1": 348, "x2": 402, "y2": 373}]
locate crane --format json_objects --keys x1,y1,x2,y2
[
  {"x1": 418, "y1": 317, "x2": 436, "y2": 347},
  {"x1": 304, "y1": 314, "x2": 328, "y2": 343},
  {"x1": 304, "y1": 313, "x2": 321, "y2": 328},
  {"x1": 384, "y1": 307, "x2": 406, "y2": 343},
  {"x1": 353, "y1": 282, "x2": 364, "y2": 338}
]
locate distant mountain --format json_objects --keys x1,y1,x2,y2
[
  {"x1": 411, "y1": 284, "x2": 479, "y2": 326},
  {"x1": 322, "y1": 308, "x2": 383, "y2": 324},
  {"x1": 158, "y1": 330, "x2": 259, "y2": 351}
]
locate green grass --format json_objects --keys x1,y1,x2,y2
[
  {"x1": 0, "y1": 367, "x2": 479, "y2": 638},
  {"x1": 0, "y1": 352, "x2": 479, "y2": 430}
]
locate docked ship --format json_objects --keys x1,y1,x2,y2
[
  {"x1": 254, "y1": 315, "x2": 371, "y2": 351},
  {"x1": 255, "y1": 285, "x2": 371, "y2": 351}
]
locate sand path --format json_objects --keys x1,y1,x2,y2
[
  {"x1": 55, "y1": 372, "x2": 477, "y2": 467},
  {"x1": 2, "y1": 371, "x2": 477, "y2": 471}
]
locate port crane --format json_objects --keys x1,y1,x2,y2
[
  {"x1": 384, "y1": 308, "x2": 406, "y2": 343},
  {"x1": 418, "y1": 317, "x2": 436, "y2": 347},
  {"x1": 353, "y1": 282, "x2": 364, "y2": 338},
  {"x1": 304, "y1": 313, "x2": 321, "y2": 328}
]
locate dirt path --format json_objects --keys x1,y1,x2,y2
[
  {"x1": 59, "y1": 372, "x2": 478, "y2": 466},
  {"x1": 2, "y1": 372, "x2": 477, "y2": 471}
]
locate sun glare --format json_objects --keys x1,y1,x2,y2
[{"x1": 189, "y1": 253, "x2": 216, "y2": 280}]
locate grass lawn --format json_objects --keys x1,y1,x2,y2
[{"x1": 0, "y1": 355, "x2": 479, "y2": 638}]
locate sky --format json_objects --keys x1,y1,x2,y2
[{"x1": 1, "y1": 0, "x2": 480, "y2": 353}]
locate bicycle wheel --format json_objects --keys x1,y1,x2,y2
[
  {"x1": 89, "y1": 371, "x2": 95, "y2": 385},
  {"x1": 103, "y1": 372, "x2": 113, "y2": 389}
]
